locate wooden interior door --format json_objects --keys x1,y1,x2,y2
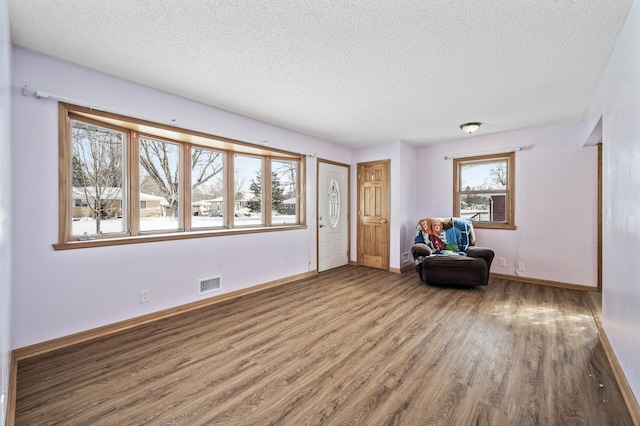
[{"x1": 357, "y1": 160, "x2": 390, "y2": 270}]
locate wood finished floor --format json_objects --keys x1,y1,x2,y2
[{"x1": 15, "y1": 266, "x2": 633, "y2": 425}]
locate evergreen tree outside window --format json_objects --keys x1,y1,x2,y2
[
  {"x1": 272, "y1": 159, "x2": 298, "y2": 225},
  {"x1": 235, "y1": 155, "x2": 263, "y2": 226}
]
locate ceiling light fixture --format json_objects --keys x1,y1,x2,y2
[{"x1": 460, "y1": 122, "x2": 481, "y2": 134}]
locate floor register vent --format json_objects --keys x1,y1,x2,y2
[{"x1": 199, "y1": 275, "x2": 221, "y2": 295}]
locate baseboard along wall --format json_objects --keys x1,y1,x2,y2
[
  {"x1": 584, "y1": 293, "x2": 640, "y2": 425},
  {"x1": 490, "y1": 272, "x2": 597, "y2": 292}
]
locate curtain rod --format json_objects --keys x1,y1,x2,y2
[
  {"x1": 31, "y1": 87, "x2": 189, "y2": 128},
  {"x1": 29, "y1": 86, "x2": 317, "y2": 158},
  {"x1": 444, "y1": 146, "x2": 528, "y2": 160},
  {"x1": 33, "y1": 89, "x2": 107, "y2": 111}
]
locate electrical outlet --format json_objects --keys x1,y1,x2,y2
[
  {"x1": 277, "y1": 262, "x2": 283, "y2": 271},
  {"x1": 517, "y1": 263, "x2": 525, "y2": 273},
  {"x1": 402, "y1": 252, "x2": 410, "y2": 263},
  {"x1": 140, "y1": 289, "x2": 151, "y2": 303},
  {"x1": 499, "y1": 258, "x2": 506, "y2": 267}
]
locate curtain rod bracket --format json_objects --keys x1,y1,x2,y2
[{"x1": 444, "y1": 146, "x2": 528, "y2": 160}]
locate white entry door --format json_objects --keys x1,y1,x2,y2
[{"x1": 318, "y1": 161, "x2": 349, "y2": 272}]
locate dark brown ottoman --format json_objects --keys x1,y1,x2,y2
[{"x1": 416, "y1": 247, "x2": 494, "y2": 287}]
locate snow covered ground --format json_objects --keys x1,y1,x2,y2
[{"x1": 71, "y1": 214, "x2": 297, "y2": 236}]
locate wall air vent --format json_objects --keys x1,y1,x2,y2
[{"x1": 199, "y1": 276, "x2": 221, "y2": 295}]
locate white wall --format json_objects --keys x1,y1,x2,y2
[
  {"x1": 583, "y1": 0, "x2": 640, "y2": 402},
  {"x1": 11, "y1": 47, "x2": 351, "y2": 349},
  {"x1": 0, "y1": 0, "x2": 11, "y2": 421},
  {"x1": 398, "y1": 141, "x2": 418, "y2": 267},
  {"x1": 415, "y1": 123, "x2": 598, "y2": 286}
]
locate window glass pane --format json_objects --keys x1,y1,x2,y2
[
  {"x1": 271, "y1": 159, "x2": 298, "y2": 225},
  {"x1": 454, "y1": 152, "x2": 514, "y2": 228},
  {"x1": 234, "y1": 155, "x2": 263, "y2": 226},
  {"x1": 460, "y1": 160, "x2": 507, "y2": 191},
  {"x1": 191, "y1": 147, "x2": 225, "y2": 228},
  {"x1": 139, "y1": 137, "x2": 181, "y2": 232},
  {"x1": 459, "y1": 193, "x2": 508, "y2": 222},
  {"x1": 71, "y1": 120, "x2": 126, "y2": 237}
]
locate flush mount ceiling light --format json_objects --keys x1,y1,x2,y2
[{"x1": 460, "y1": 122, "x2": 481, "y2": 134}]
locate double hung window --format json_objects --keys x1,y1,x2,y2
[{"x1": 453, "y1": 152, "x2": 515, "y2": 229}]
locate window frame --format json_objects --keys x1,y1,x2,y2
[
  {"x1": 190, "y1": 145, "x2": 226, "y2": 231},
  {"x1": 453, "y1": 152, "x2": 516, "y2": 230},
  {"x1": 67, "y1": 115, "x2": 129, "y2": 239},
  {"x1": 270, "y1": 157, "x2": 300, "y2": 226},
  {"x1": 136, "y1": 132, "x2": 185, "y2": 235},
  {"x1": 56, "y1": 103, "x2": 306, "y2": 250},
  {"x1": 232, "y1": 153, "x2": 265, "y2": 228}
]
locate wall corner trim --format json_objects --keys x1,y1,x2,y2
[{"x1": 5, "y1": 351, "x2": 17, "y2": 426}]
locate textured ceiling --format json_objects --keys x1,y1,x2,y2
[{"x1": 9, "y1": 1, "x2": 633, "y2": 147}]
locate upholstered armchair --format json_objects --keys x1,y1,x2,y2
[{"x1": 411, "y1": 217, "x2": 494, "y2": 287}]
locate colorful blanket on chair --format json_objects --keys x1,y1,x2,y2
[{"x1": 415, "y1": 217, "x2": 473, "y2": 255}]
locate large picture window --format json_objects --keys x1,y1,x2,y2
[
  {"x1": 453, "y1": 152, "x2": 515, "y2": 229},
  {"x1": 57, "y1": 104, "x2": 305, "y2": 249}
]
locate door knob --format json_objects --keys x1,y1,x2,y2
[
  {"x1": 319, "y1": 224, "x2": 326, "y2": 228},
  {"x1": 380, "y1": 219, "x2": 388, "y2": 224}
]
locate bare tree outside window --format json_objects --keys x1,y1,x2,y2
[
  {"x1": 192, "y1": 148, "x2": 224, "y2": 196},
  {"x1": 233, "y1": 171, "x2": 248, "y2": 201},
  {"x1": 455, "y1": 153, "x2": 514, "y2": 228},
  {"x1": 139, "y1": 137, "x2": 181, "y2": 231},
  {"x1": 71, "y1": 121, "x2": 125, "y2": 236},
  {"x1": 191, "y1": 147, "x2": 224, "y2": 228},
  {"x1": 484, "y1": 163, "x2": 507, "y2": 189}
]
